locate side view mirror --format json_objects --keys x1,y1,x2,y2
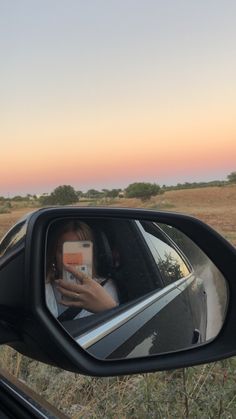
[{"x1": 0, "y1": 207, "x2": 235, "y2": 376}]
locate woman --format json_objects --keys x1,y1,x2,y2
[{"x1": 46, "y1": 220, "x2": 119, "y2": 319}]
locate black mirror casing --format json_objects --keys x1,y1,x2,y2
[{"x1": 0, "y1": 207, "x2": 236, "y2": 377}]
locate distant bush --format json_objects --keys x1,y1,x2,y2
[
  {"x1": 103, "y1": 189, "x2": 121, "y2": 198},
  {"x1": 11, "y1": 195, "x2": 25, "y2": 201},
  {"x1": 125, "y1": 182, "x2": 162, "y2": 201},
  {"x1": 163, "y1": 180, "x2": 227, "y2": 191},
  {"x1": 227, "y1": 171, "x2": 236, "y2": 183},
  {"x1": 0, "y1": 205, "x2": 11, "y2": 214},
  {"x1": 39, "y1": 185, "x2": 78, "y2": 206},
  {"x1": 83, "y1": 189, "x2": 104, "y2": 199}
]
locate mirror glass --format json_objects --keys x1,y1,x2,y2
[{"x1": 45, "y1": 217, "x2": 228, "y2": 360}]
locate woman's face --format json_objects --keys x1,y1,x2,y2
[{"x1": 56, "y1": 230, "x2": 79, "y2": 275}]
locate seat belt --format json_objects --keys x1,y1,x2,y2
[{"x1": 58, "y1": 306, "x2": 83, "y2": 322}]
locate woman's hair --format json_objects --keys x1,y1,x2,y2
[{"x1": 46, "y1": 220, "x2": 96, "y2": 282}]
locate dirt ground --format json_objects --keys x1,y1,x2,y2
[
  {"x1": 0, "y1": 208, "x2": 33, "y2": 239},
  {"x1": 156, "y1": 185, "x2": 236, "y2": 246},
  {"x1": 109, "y1": 185, "x2": 236, "y2": 246},
  {"x1": 0, "y1": 184, "x2": 235, "y2": 246}
]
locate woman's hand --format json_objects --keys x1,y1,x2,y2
[{"x1": 55, "y1": 264, "x2": 117, "y2": 313}]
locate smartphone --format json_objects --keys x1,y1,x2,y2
[{"x1": 62, "y1": 241, "x2": 93, "y2": 286}]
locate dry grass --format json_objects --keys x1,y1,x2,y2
[
  {"x1": 0, "y1": 207, "x2": 33, "y2": 238},
  {"x1": 1, "y1": 185, "x2": 235, "y2": 245},
  {"x1": 0, "y1": 349, "x2": 236, "y2": 418},
  {"x1": 79, "y1": 185, "x2": 236, "y2": 246}
]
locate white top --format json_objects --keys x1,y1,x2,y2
[{"x1": 45, "y1": 278, "x2": 119, "y2": 319}]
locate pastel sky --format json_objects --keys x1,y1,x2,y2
[{"x1": 1, "y1": 1, "x2": 236, "y2": 196}]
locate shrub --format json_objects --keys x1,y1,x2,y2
[
  {"x1": 125, "y1": 182, "x2": 162, "y2": 201},
  {"x1": 0, "y1": 205, "x2": 11, "y2": 214}
]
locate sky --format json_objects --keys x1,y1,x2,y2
[{"x1": 1, "y1": 1, "x2": 236, "y2": 196}]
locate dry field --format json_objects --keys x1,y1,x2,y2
[
  {"x1": 0, "y1": 208, "x2": 33, "y2": 239},
  {"x1": 100, "y1": 185, "x2": 236, "y2": 247},
  {"x1": 154, "y1": 185, "x2": 236, "y2": 246},
  {"x1": 0, "y1": 185, "x2": 236, "y2": 246}
]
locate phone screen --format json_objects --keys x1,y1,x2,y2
[{"x1": 62, "y1": 241, "x2": 93, "y2": 285}]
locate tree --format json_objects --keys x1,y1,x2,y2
[
  {"x1": 12, "y1": 195, "x2": 25, "y2": 201},
  {"x1": 227, "y1": 171, "x2": 236, "y2": 183},
  {"x1": 125, "y1": 182, "x2": 161, "y2": 201},
  {"x1": 39, "y1": 185, "x2": 78, "y2": 206},
  {"x1": 76, "y1": 190, "x2": 84, "y2": 199},
  {"x1": 85, "y1": 189, "x2": 103, "y2": 198},
  {"x1": 103, "y1": 188, "x2": 121, "y2": 198},
  {"x1": 51, "y1": 185, "x2": 78, "y2": 205}
]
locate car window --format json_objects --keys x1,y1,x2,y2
[
  {"x1": 137, "y1": 221, "x2": 190, "y2": 285},
  {"x1": 156, "y1": 223, "x2": 212, "y2": 268}
]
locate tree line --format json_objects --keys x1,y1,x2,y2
[
  {"x1": 33, "y1": 171, "x2": 236, "y2": 205},
  {"x1": 163, "y1": 171, "x2": 236, "y2": 191},
  {"x1": 1, "y1": 171, "x2": 236, "y2": 206},
  {"x1": 39, "y1": 182, "x2": 162, "y2": 205}
]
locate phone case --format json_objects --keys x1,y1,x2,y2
[
  {"x1": 61, "y1": 241, "x2": 93, "y2": 302},
  {"x1": 63, "y1": 241, "x2": 93, "y2": 279}
]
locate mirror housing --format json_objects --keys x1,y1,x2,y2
[{"x1": 0, "y1": 207, "x2": 236, "y2": 376}]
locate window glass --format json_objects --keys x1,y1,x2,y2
[
  {"x1": 156, "y1": 223, "x2": 210, "y2": 268},
  {"x1": 138, "y1": 222, "x2": 190, "y2": 284}
]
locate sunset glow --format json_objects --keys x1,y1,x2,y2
[{"x1": 1, "y1": 1, "x2": 236, "y2": 196}]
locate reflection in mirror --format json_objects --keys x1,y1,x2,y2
[{"x1": 45, "y1": 217, "x2": 228, "y2": 361}]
